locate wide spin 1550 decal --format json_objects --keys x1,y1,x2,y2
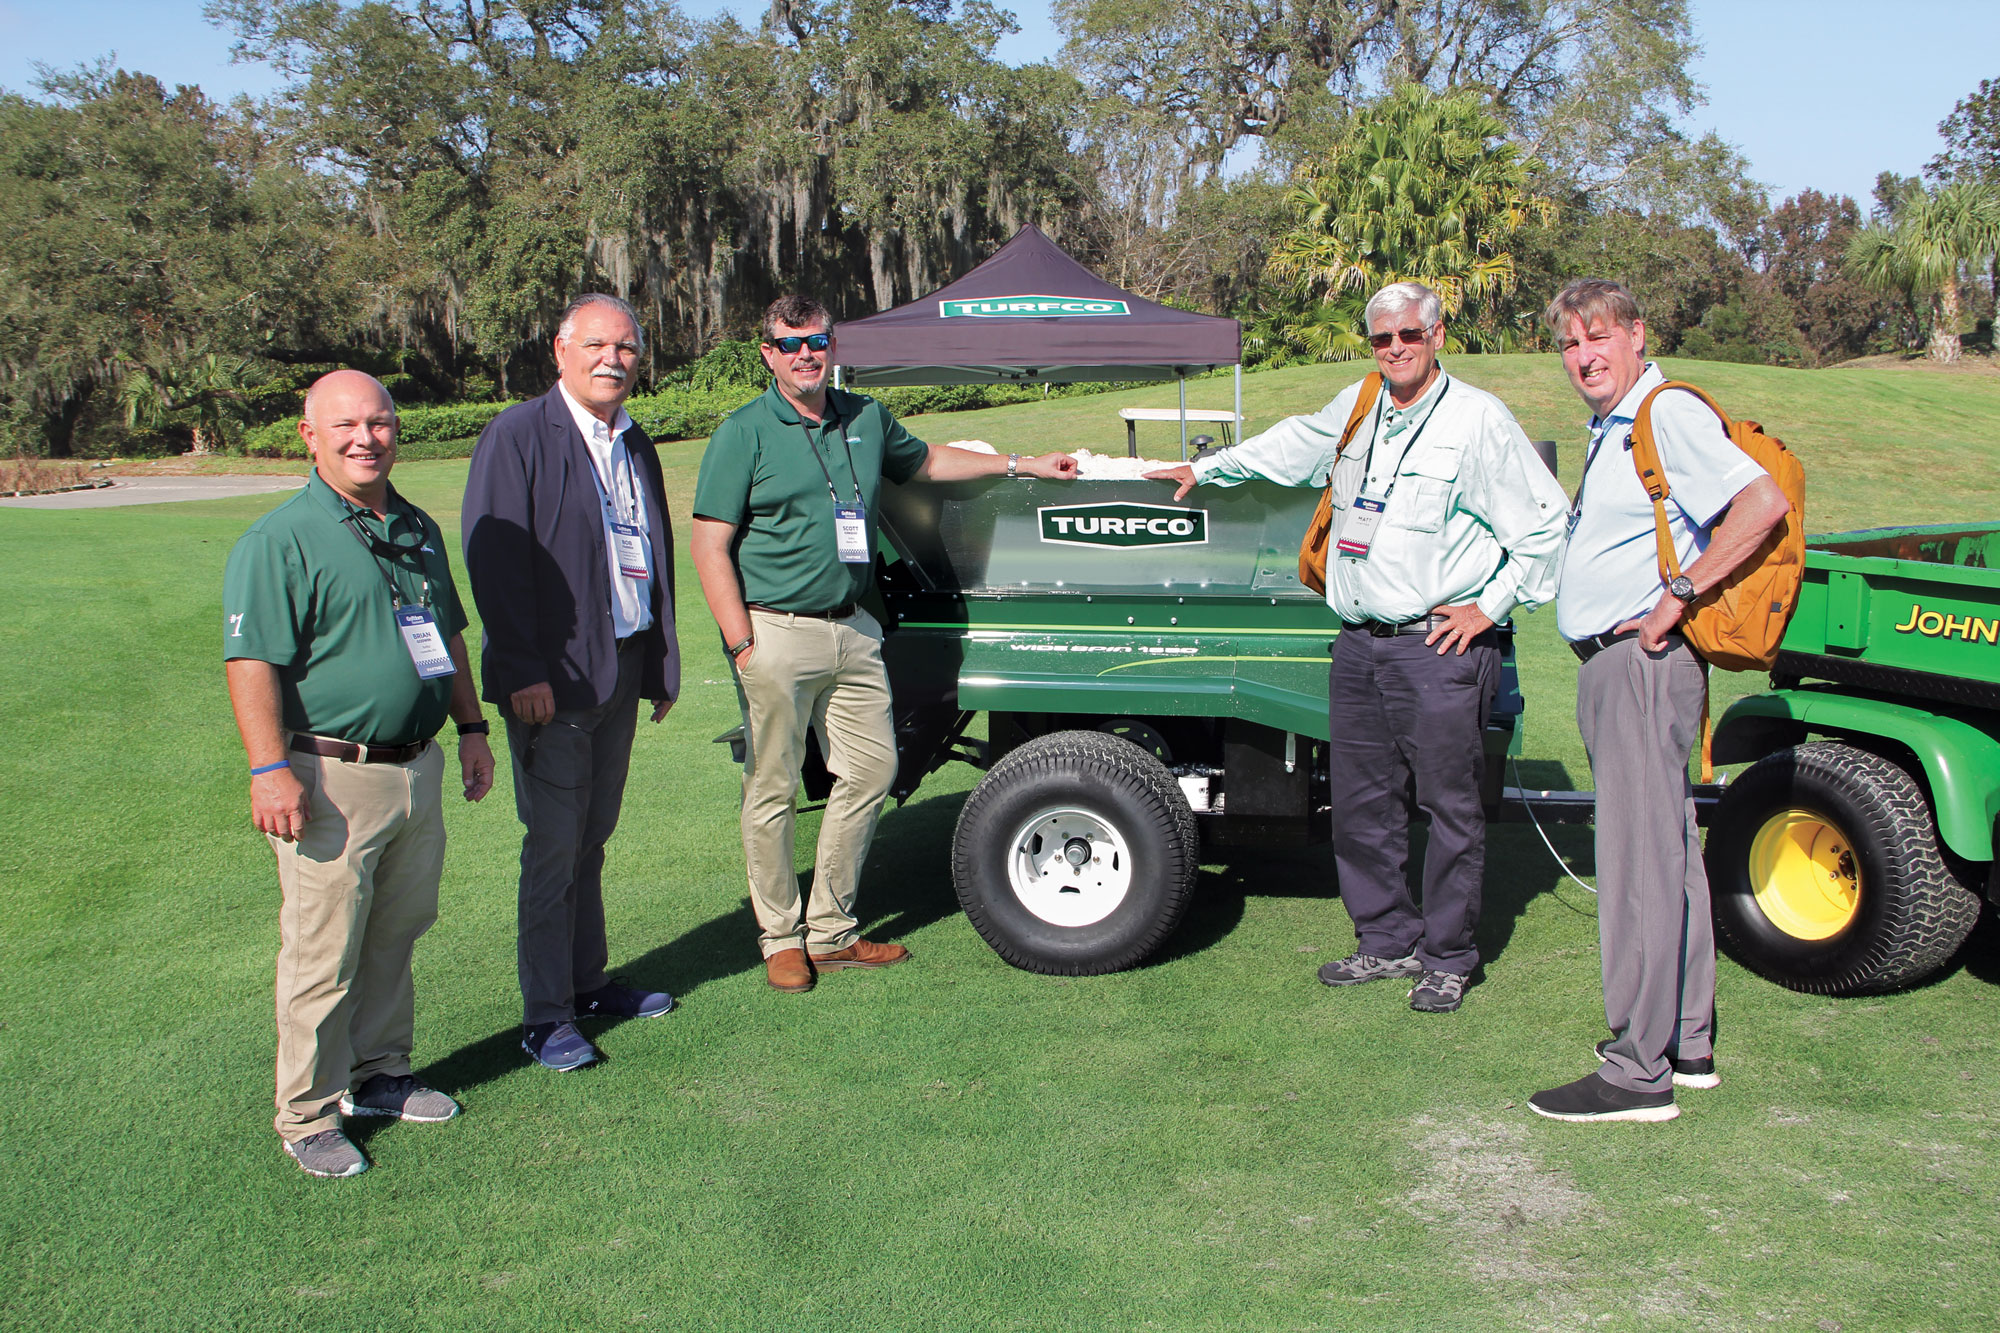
[{"x1": 1038, "y1": 502, "x2": 1207, "y2": 549}]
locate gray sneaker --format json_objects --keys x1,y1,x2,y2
[
  {"x1": 283, "y1": 1128, "x2": 368, "y2": 1178},
  {"x1": 340, "y1": 1073, "x2": 461, "y2": 1122},
  {"x1": 1408, "y1": 970, "x2": 1467, "y2": 1013},
  {"x1": 1316, "y1": 951, "x2": 1422, "y2": 987}
]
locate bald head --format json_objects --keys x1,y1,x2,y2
[{"x1": 299, "y1": 370, "x2": 399, "y2": 511}]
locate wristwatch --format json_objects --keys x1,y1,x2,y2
[
  {"x1": 728, "y1": 634, "x2": 755, "y2": 658},
  {"x1": 1007, "y1": 453, "x2": 1020, "y2": 478},
  {"x1": 1668, "y1": 574, "x2": 1698, "y2": 605}
]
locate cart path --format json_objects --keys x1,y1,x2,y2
[{"x1": 0, "y1": 475, "x2": 307, "y2": 509}]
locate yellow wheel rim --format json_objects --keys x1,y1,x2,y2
[{"x1": 1747, "y1": 808, "x2": 1861, "y2": 940}]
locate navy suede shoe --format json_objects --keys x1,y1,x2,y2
[
  {"x1": 575, "y1": 980, "x2": 674, "y2": 1020},
  {"x1": 522, "y1": 1020, "x2": 598, "y2": 1071}
]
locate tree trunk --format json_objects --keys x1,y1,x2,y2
[{"x1": 1928, "y1": 282, "x2": 1963, "y2": 363}]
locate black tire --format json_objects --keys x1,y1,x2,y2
[
  {"x1": 951, "y1": 730, "x2": 1199, "y2": 974},
  {"x1": 1705, "y1": 741, "x2": 1981, "y2": 995}
]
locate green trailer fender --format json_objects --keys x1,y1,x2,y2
[{"x1": 1713, "y1": 690, "x2": 2000, "y2": 862}]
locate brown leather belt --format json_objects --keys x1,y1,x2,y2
[
  {"x1": 290, "y1": 733, "x2": 430, "y2": 764},
  {"x1": 747, "y1": 602, "x2": 858, "y2": 620}
]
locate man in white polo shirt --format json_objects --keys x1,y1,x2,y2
[{"x1": 1529, "y1": 278, "x2": 1789, "y2": 1123}]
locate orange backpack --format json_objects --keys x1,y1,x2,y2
[
  {"x1": 1628, "y1": 381, "x2": 1806, "y2": 673},
  {"x1": 1297, "y1": 373, "x2": 1384, "y2": 595}
]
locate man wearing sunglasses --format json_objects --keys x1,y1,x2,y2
[
  {"x1": 224, "y1": 370, "x2": 496, "y2": 1178},
  {"x1": 692, "y1": 295, "x2": 1076, "y2": 993},
  {"x1": 463, "y1": 293, "x2": 681, "y2": 1073},
  {"x1": 1148, "y1": 282, "x2": 1566, "y2": 1013}
]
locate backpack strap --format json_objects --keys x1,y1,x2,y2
[
  {"x1": 1335, "y1": 373, "x2": 1383, "y2": 462},
  {"x1": 1631, "y1": 380, "x2": 1732, "y2": 784}
]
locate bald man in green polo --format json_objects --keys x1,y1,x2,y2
[{"x1": 224, "y1": 370, "x2": 495, "y2": 1179}]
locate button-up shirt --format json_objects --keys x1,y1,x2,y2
[
  {"x1": 1554, "y1": 363, "x2": 1767, "y2": 641},
  {"x1": 557, "y1": 382, "x2": 654, "y2": 637},
  {"x1": 1193, "y1": 369, "x2": 1568, "y2": 624}
]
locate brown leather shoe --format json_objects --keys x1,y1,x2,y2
[
  {"x1": 808, "y1": 938, "x2": 910, "y2": 971},
  {"x1": 765, "y1": 948, "x2": 814, "y2": 992}
]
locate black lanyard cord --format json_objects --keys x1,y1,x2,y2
[
  {"x1": 338, "y1": 498, "x2": 429, "y2": 611},
  {"x1": 800, "y1": 398, "x2": 863, "y2": 507},
  {"x1": 1358, "y1": 377, "x2": 1451, "y2": 501}
]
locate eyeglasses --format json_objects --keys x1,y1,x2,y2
[
  {"x1": 1368, "y1": 324, "x2": 1436, "y2": 350},
  {"x1": 766, "y1": 333, "x2": 831, "y2": 354}
]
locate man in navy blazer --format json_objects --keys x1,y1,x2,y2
[{"x1": 463, "y1": 293, "x2": 682, "y2": 1072}]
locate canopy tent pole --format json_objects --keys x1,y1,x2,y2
[
  {"x1": 1178, "y1": 374, "x2": 1188, "y2": 460},
  {"x1": 1233, "y1": 365, "x2": 1242, "y2": 447}
]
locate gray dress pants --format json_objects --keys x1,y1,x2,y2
[
  {"x1": 1577, "y1": 636, "x2": 1716, "y2": 1093},
  {"x1": 505, "y1": 640, "x2": 641, "y2": 1026},
  {"x1": 1328, "y1": 626, "x2": 1500, "y2": 975}
]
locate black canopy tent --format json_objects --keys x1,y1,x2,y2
[{"x1": 832, "y1": 225, "x2": 1242, "y2": 456}]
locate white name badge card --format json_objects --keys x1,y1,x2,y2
[
  {"x1": 396, "y1": 606, "x2": 457, "y2": 679},
  {"x1": 834, "y1": 504, "x2": 871, "y2": 564},
  {"x1": 1336, "y1": 494, "x2": 1387, "y2": 560},
  {"x1": 611, "y1": 522, "x2": 649, "y2": 580}
]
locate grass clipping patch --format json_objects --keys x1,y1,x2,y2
[{"x1": 2, "y1": 456, "x2": 93, "y2": 495}]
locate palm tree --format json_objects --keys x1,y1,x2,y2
[
  {"x1": 1844, "y1": 180, "x2": 2000, "y2": 362},
  {"x1": 1262, "y1": 85, "x2": 1552, "y2": 360},
  {"x1": 119, "y1": 353, "x2": 258, "y2": 454}
]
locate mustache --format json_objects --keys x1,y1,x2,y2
[{"x1": 592, "y1": 367, "x2": 628, "y2": 381}]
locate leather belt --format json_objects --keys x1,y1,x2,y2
[
  {"x1": 1570, "y1": 629, "x2": 1686, "y2": 663},
  {"x1": 290, "y1": 733, "x2": 430, "y2": 764},
  {"x1": 747, "y1": 602, "x2": 858, "y2": 620},
  {"x1": 1342, "y1": 614, "x2": 1450, "y2": 638}
]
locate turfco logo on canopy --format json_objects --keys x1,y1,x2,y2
[
  {"x1": 939, "y1": 295, "x2": 1131, "y2": 318},
  {"x1": 1039, "y1": 503, "x2": 1207, "y2": 548}
]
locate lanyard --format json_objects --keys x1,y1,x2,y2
[
  {"x1": 1570, "y1": 413, "x2": 1627, "y2": 521},
  {"x1": 799, "y1": 399, "x2": 863, "y2": 507},
  {"x1": 1357, "y1": 377, "x2": 1450, "y2": 499},
  {"x1": 584, "y1": 428, "x2": 644, "y2": 527},
  {"x1": 338, "y1": 496, "x2": 431, "y2": 612}
]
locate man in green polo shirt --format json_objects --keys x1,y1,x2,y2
[
  {"x1": 692, "y1": 294, "x2": 1075, "y2": 993},
  {"x1": 223, "y1": 370, "x2": 495, "y2": 1179}
]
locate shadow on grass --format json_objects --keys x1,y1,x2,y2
[{"x1": 420, "y1": 787, "x2": 971, "y2": 1098}]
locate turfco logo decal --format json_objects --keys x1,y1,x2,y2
[
  {"x1": 939, "y1": 295, "x2": 1131, "y2": 318},
  {"x1": 1039, "y1": 503, "x2": 1206, "y2": 548},
  {"x1": 1894, "y1": 603, "x2": 2000, "y2": 643}
]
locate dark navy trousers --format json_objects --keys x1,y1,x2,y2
[{"x1": 1327, "y1": 626, "x2": 1500, "y2": 975}]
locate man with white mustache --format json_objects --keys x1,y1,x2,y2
[{"x1": 463, "y1": 294, "x2": 682, "y2": 1072}]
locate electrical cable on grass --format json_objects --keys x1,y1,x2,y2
[{"x1": 1510, "y1": 757, "x2": 1598, "y2": 913}]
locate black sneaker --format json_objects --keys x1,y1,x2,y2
[
  {"x1": 1529, "y1": 1071, "x2": 1678, "y2": 1123},
  {"x1": 1594, "y1": 1039, "x2": 1720, "y2": 1090},
  {"x1": 340, "y1": 1073, "x2": 461, "y2": 1122},
  {"x1": 522, "y1": 1020, "x2": 599, "y2": 1071},
  {"x1": 575, "y1": 980, "x2": 674, "y2": 1020}
]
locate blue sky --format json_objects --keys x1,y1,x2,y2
[{"x1": 3, "y1": 0, "x2": 1995, "y2": 210}]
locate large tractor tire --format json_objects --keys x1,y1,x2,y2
[
  {"x1": 951, "y1": 730, "x2": 1199, "y2": 974},
  {"x1": 1705, "y1": 741, "x2": 1981, "y2": 995}
]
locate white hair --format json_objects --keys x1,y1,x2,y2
[
  {"x1": 557, "y1": 293, "x2": 646, "y2": 353},
  {"x1": 1364, "y1": 282, "x2": 1442, "y2": 333}
]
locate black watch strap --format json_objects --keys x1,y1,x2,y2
[{"x1": 456, "y1": 720, "x2": 490, "y2": 736}]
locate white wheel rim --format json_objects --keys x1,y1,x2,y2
[{"x1": 1005, "y1": 805, "x2": 1134, "y2": 927}]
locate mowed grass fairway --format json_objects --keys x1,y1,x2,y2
[{"x1": 3, "y1": 354, "x2": 1998, "y2": 1332}]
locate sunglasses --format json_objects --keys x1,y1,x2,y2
[
  {"x1": 1368, "y1": 324, "x2": 1436, "y2": 350},
  {"x1": 766, "y1": 333, "x2": 831, "y2": 354}
]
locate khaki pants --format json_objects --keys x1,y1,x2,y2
[
  {"x1": 270, "y1": 741, "x2": 444, "y2": 1141},
  {"x1": 734, "y1": 608, "x2": 898, "y2": 958}
]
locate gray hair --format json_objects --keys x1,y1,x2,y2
[
  {"x1": 557, "y1": 293, "x2": 646, "y2": 353},
  {"x1": 1543, "y1": 279, "x2": 1642, "y2": 338},
  {"x1": 1364, "y1": 282, "x2": 1442, "y2": 333}
]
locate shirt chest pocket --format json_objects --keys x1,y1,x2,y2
[{"x1": 1387, "y1": 444, "x2": 1462, "y2": 533}]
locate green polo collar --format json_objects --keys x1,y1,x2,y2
[
  {"x1": 305, "y1": 470, "x2": 418, "y2": 530},
  {"x1": 759, "y1": 380, "x2": 860, "y2": 429}
]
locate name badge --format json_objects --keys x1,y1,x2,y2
[
  {"x1": 834, "y1": 504, "x2": 870, "y2": 564},
  {"x1": 396, "y1": 606, "x2": 456, "y2": 679},
  {"x1": 1336, "y1": 495, "x2": 1387, "y2": 560},
  {"x1": 611, "y1": 522, "x2": 649, "y2": 580}
]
